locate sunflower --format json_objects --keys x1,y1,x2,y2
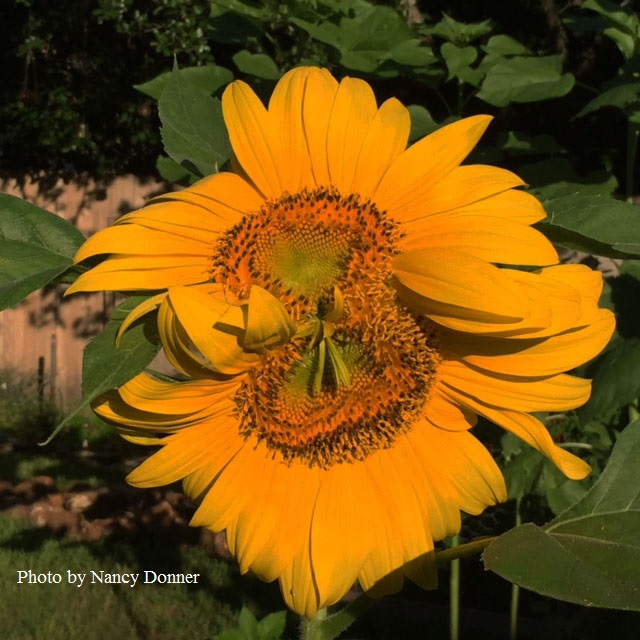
[{"x1": 68, "y1": 67, "x2": 615, "y2": 617}]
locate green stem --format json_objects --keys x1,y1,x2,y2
[
  {"x1": 450, "y1": 535, "x2": 460, "y2": 640},
  {"x1": 299, "y1": 596, "x2": 374, "y2": 640},
  {"x1": 625, "y1": 118, "x2": 640, "y2": 201},
  {"x1": 433, "y1": 86, "x2": 454, "y2": 116},
  {"x1": 456, "y1": 81, "x2": 465, "y2": 116},
  {"x1": 509, "y1": 498, "x2": 522, "y2": 640},
  {"x1": 436, "y1": 536, "x2": 497, "y2": 566},
  {"x1": 558, "y1": 442, "x2": 593, "y2": 451}
]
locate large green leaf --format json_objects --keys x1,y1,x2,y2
[
  {"x1": 43, "y1": 296, "x2": 161, "y2": 444},
  {"x1": 520, "y1": 158, "x2": 617, "y2": 199},
  {"x1": 578, "y1": 339, "x2": 640, "y2": 423},
  {"x1": 537, "y1": 194, "x2": 640, "y2": 258},
  {"x1": 576, "y1": 82, "x2": 640, "y2": 118},
  {"x1": 0, "y1": 193, "x2": 85, "y2": 309},
  {"x1": 134, "y1": 64, "x2": 233, "y2": 100},
  {"x1": 481, "y1": 35, "x2": 531, "y2": 56},
  {"x1": 484, "y1": 421, "x2": 640, "y2": 610},
  {"x1": 291, "y1": 6, "x2": 434, "y2": 74},
  {"x1": 477, "y1": 56, "x2": 575, "y2": 107},
  {"x1": 158, "y1": 66, "x2": 231, "y2": 177},
  {"x1": 232, "y1": 50, "x2": 281, "y2": 80}
]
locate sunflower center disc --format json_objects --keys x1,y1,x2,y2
[{"x1": 213, "y1": 186, "x2": 441, "y2": 468}]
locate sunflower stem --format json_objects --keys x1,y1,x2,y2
[
  {"x1": 450, "y1": 534, "x2": 460, "y2": 640},
  {"x1": 509, "y1": 498, "x2": 522, "y2": 640},
  {"x1": 299, "y1": 596, "x2": 374, "y2": 640},
  {"x1": 625, "y1": 117, "x2": 639, "y2": 202}
]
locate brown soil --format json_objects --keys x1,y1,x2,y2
[{"x1": 0, "y1": 475, "x2": 232, "y2": 559}]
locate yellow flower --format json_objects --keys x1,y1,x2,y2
[{"x1": 69, "y1": 67, "x2": 615, "y2": 617}]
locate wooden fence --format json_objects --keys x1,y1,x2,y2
[{"x1": 0, "y1": 174, "x2": 165, "y2": 410}]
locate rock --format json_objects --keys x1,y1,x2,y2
[
  {"x1": 65, "y1": 490, "x2": 98, "y2": 512},
  {"x1": 14, "y1": 476, "x2": 56, "y2": 502}
]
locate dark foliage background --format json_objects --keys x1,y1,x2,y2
[{"x1": 0, "y1": 0, "x2": 636, "y2": 189}]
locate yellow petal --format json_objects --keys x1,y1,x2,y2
[
  {"x1": 371, "y1": 451, "x2": 437, "y2": 590},
  {"x1": 439, "y1": 360, "x2": 592, "y2": 412},
  {"x1": 326, "y1": 76, "x2": 378, "y2": 193},
  {"x1": 400, "y1": 215, "x2": 559, "y2": 266},
  {"x1": 150, "y1": 171, "x2": 263, "y2": 221},
  {"x1": 126, "y1": 421, "x2": 233, "y2": 488},
  {"x1": 374, "y1": 115, "x2": 493, "y2": 221},
  {"x1": 393, "y1": 248, "x2": 531, "y2": 325},
  {"x1": 423, "y1": 386, "x2": 478, "y2": 431},
  {"x1": 243, "y1": 285, "x2": 297, "y2": 351},
  {"x1": 189, "y1": 439, "x2": 256, "y2": 529},
  {"x1": 403, "y1": 188, "x2": 547, "y2": 231},
  {"x1": 401, "y1": 165, "x2": 525, "y2": 224},
  {"x1": 158, "y1": 292, "x2": 214, "y2": 378},
  {"x1": 443, "y1": 388, "x2": 592, "y2": 480},
  {"x1": 408, "y1": 421, "x2": 507, "y2": 515},
  {"x1": 67, "y1": 255, "x2": 210, "y2": 294},
  {"x1": 443, "y1": 309, "x2": 615, "y2": 377},
  {"x1": 352, "y1": 98, "x2": 411, "y2": 199},
  {"x1": 302, "y1": 68, "x2": 339, "y2": 186},
  {"x1": 167, "y1": 286, "x2": 259, "y2": 375},
  {"x1": 233, "y1": 455, "x2": 316, "y2": 583},
  {"x1": 310, "y1": 463, "x2": 372, "y2": 607},
  {"x1": 222, "y1": 79, "x2": 282, "y2": 197},
  {"x1": 118, "y1": 372, "x2": 238, "y2": 416},
  {"x1": 73, "y1": 224, "x2": 213, "y2": 265},
  {"x1": 392, "y1": 432, "x2": 456, "y2": 541},
  {"x1": 268, "y1": 66, "x2": 314, "y2": 191},
  {"x1": 281, "y1": 543, "x2": 320, "y2": 619}
]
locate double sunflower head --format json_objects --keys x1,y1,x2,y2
[{"x1": 68, "y1": 67, "x2": 614, "y2": 617}]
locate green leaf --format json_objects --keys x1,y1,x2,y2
[
  {"x1": 213, "y1": 631, "x2": 245, "y2": 640},
  {"x1": 233, "y1": 50, "x2": 281, "y2": 80},
  {"x1": 501, "y1": 432, "x2": 587, "y2": 515},
  {"x1": 389, "y1": 39, "x2": 436, "y2": 67},
  {"x1": 575, "y1": 82, "x2": 640, "y2": 118},
  {"x1": 494, "y1": 130, "x2": 565, "y2": 156},
  {"x1": 440, "y1": 43, "x2": 479, "y2": 82},
  {"x1": 134, "y1": 64, "x2": 233, "y2": 100},
  {"x1": 292, "y1": 7, "x2": 434, "y2": 74},
  {"x1": 501, "y1": 433, "x2": 545, "y2": 499},
  {"x1": 582, "y1": 0, "x2": 640, "y2": 58},
  {"x1": 520, "y1": 158, "x2": 617, "y2": 199},
  {"x1": 578, "y1": 339, "x2": 640, "y2": 423},
  {"x1": 155, "y1": 155, "x2": 196, "y2": 184},
  {"x1": 477, "y1": 56, "x2": 575, "y2": 107},
  {"x1": 556, "y1": 420, "x2": 640, "y2": 519},
  {"x1": 484, "y1": 421, "x2": 640, "y2": 611},
  {"x1": 43, "y1": 297, "x2": 161, "y2": 444},
  {"x1": 158, "y1": 65, "x2": 231, "y2": 178},
  {"x1": 536, "y1": 194, "x2": 640, "y2": 258},
  {"x1": 481, "y1": 35, "x2": 531, "y2": 56},
  {"x1": 238, "y1": 607, "x2": 259, "y2": 640},
  {"x1": 256, "y1": 611, "x2": 286, "y2": 639},
  {"x1": 0, "y1": 193, "x2": 85, "y2": 309},
  {"x1": 425, "y1": 14, "x2": 493, "y2": 46},
  {"x1": 407, "y1": 105, "x2": 440, "y2": 142}
]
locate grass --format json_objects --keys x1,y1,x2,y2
[{"x1": 0, "y1": 513, "x2": 266, "y2": 640}]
